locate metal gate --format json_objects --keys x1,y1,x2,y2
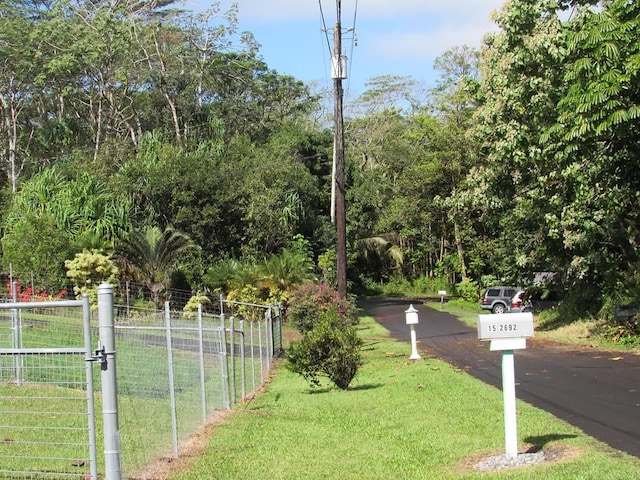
[{"x1": 0, "y1": 296, "x2": 98, "y2": 480}]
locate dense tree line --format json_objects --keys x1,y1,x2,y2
[
  {"x1": 0, "y1": 0, "x2": 332, "y2": 295},
  {"x1": 1, "y1": 0, "x2": 639, "y2": 323}
]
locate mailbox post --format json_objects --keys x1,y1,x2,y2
[
  {"x1": 477, "y1": 312, "x2": 534, "y2": 459},
  {"x1": 438, "y1": 290, "x2": 447, "y2": 309},
  {"x1": 405, "y1": 304, "x2": 421, "y2": 360}
]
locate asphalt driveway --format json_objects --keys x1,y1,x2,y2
[{"x1": 358, "y1": 297, "x2": 640, "y2": 459}]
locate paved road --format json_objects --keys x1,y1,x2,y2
[{"x1": 358, "y1": 297, "x2": 640, "y2": 458}]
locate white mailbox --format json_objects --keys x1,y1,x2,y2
[
  {"x1": 477, "y1": 311, "x2": 535, "y2": 459},
  {"x1": 477, "y1": 312, "x2": 534, "y2": 341},
  {"x1": 405, "y1": 304, "x2": 419, "y2": 325}
]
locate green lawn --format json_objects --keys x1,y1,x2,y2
[{"x1": 169, "y1": 315, "x2": 640, "y2": 480}]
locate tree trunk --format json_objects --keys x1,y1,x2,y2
[
  {"x1": 454, "y1": 221, "x2": 467, "y2": 281},
  {"x1": 1, "y1": 88, "x2": 20, "y2": 193}
]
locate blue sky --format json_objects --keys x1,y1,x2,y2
[{"x1": 183, "y1": 0, "x2": 505, "y2": 99}]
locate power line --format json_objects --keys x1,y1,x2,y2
[
  {"x1": 345, "y1": 0, "x2": 358, "y2": 91},
  {"x1": 318, "y1": 0, "x2": 332, "y2": 56},
  {"x1": 318, "y1": 0, "x2": 358, "y2": 94}
]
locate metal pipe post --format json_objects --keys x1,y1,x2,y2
[
  {"x1": 220, "y1": 314, "x2": 230, "y2": 409},
  {"x1": 239, "y1": 320, "x2": 246, "y2": 404},
  {"x1": 82, "y1": 294, "x2": 98, "y2": 480},
  {"x1": 197, "y1": 304, "x2": 207, "y2": 422},
  {"x1": 229, "y1": 316, "x2": 236, "y2": 405},
  {"x1": 250, "y1": 320, "x2": 256, "y2": 393},
  {"x1": 258, "y1": 319, "x2": 265, "y2": 384},
  {"x1": 164, "y1": 301, "x2": 179, "y2": 458},
  {"x1": 97, "y1": 283, "x2": 122, "y2": 480}
]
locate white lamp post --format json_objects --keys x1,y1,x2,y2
[{"x1": 405, "y1": 304, "x2": 421, "y2": 360}]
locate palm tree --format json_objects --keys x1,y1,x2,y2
[
  {"x1": 118, "y1": 226, "x2": 197, "y2": 306},
  {"x1": 257, "y1": 248, "x2": 317, "y2": 293}
]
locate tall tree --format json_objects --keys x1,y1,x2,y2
[
  {"x1": 432, "y1": 45, "x2": 480, "y2": 281},
  {"x1": 463, "y1": 0, "x2": 575, "y2": 284},
  {"x1": 0, "y1": 1, "x2": 39, "y2": 191},
  {"x1": 541, "y1": 0, "x2": 640, "y2": 297}
]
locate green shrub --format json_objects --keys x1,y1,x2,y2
[
  {"x1": 480, "y1": 275, "x2": 498, "y2": 289},
  {"x1": 286, "y1": 282, "x2": 358, "y2": 334},
  {"x1": 65, "y1": 249, "x2": 119, "y2": 304},
  {"x1": 286, "y1": 310, "x2": 363, "y2": 389},
  {"x1": 183, "y1": 292, "x2": 211, "y2": 318},
  {"x1": 455, "y1": 279, "x2": 479, "y2": 302},
  {"x1": 379, "y1": 275, "x2": 412, "y2": 296},
  {"x1": 412, "y1": 275, "x2": 451, "y2": 296}
]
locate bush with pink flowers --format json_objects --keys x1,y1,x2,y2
[{"x1": 286, "y1": 282, "x2": 358, "y2": 334}]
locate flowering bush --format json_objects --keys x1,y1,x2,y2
[
  {"x1": 286, "y1": 282, "x2": 358, "y2": 334},
  {"x1": 183, "y1": 292, "x2": 212, "y2": 319},
  {"x1": 7, "y1": 281, "x2": 67, "y2": 302},
  {"x1": 65, "y1": 249, "x2": 118, "y2": 302}
]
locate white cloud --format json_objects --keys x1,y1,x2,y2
[
  {"x1": 182, "y1": 0, "x2": 507, "y2": 91},
  {"x1": 190, "y1": 0, "x2": 505, "y2": 23},
  {"x1": 371, "y1": 22, "x2": 497, "y2": 62},
  {"x1": 355, "y1": 0, "x2": 504, "y2": 19}
]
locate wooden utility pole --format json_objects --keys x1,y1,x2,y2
[{"x1": 332, "y1": 1, "x2": 347, "y2": 299}]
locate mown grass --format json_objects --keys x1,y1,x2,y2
[{"x1": 169, "y1": 314, "x2": 640, "y2": 480}]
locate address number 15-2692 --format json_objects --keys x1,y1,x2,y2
[{"x1": 477, "y1": 313, "x2": 534, "y2": 340}]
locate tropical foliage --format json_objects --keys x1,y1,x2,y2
[
  {"x1": 0, "y1": 0, "x2": 639, "y2": 335},
  {"x1": 117, "y1": 226, "x2": 197, "y2": 306}
]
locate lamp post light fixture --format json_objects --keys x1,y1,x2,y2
[{"x1": 405, "y1": 304, "x2": 421, "y2": 360}]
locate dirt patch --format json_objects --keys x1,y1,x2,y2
[
  {"x1": 456, "y1": 443, "x2": 583, "y2": 475},
  {"x1": 128, "y1": 409, "x2": 233, "y2": 480}
]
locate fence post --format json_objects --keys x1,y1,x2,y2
[
  {"x1": 165, "y1": 301, "x2": 179, "y2": 458},
  {"x1": 83, "y1": 294, "x2": 99, "y2": 480},
  {"x1": 11, "y1": 281, "x2": 23, "y2": 384},
  {"x1": 220, "y1": 313, "x2": 230, "y2": 409},
  {"x1": 274, "y1": 302, "x2": 283, "y2": 355},
  {"x1": 265, "y1": 309, "x2": 272, "y2": 369},
  {"x1": 239, "y1": 320, "x2": 246, "y2": 404},
  {"x1": 230, "y1": 316, "x2": 236, "y2": 405},
  {"x1": 250, "y1": 320, "x2": 256, "y2": 394},
  {"x1": 98, "y1": 283, "x2": 122, "y2": 480},
  {"x1": 258, "y1": 317, "x2": 265, "y2": 384},
  {"x1": 198, "y1": 303, "x2": 207, "y2": 422}
]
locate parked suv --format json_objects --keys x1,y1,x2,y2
[{"x1": 480, "y1": 286, "x2": 518, "y2": 314}]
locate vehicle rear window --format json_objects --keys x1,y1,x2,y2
[
  {"x1": 486, "y1": 289, "x2": 500, "y2": 296},
  {"x1": 505, "y1": 289, "x2": 516, "y2": 297}
]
